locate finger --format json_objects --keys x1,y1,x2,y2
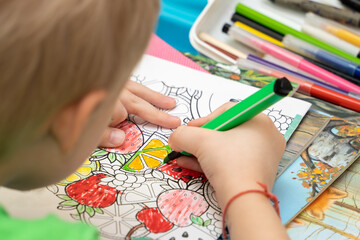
[
  {"x1": 188, "y1": 102, "x2": 237, "y2": 127},
  {"x1": 126, "y1": 81, "x2": 176, "y2": 109},
  {"x1": 168, "y1": 125, "x2": 214, "y2": 157},
  {"x1": 99, "y1": 127, "x2": 125, "y2": 147},
  {"x1": 121, "y1": 91, "x2": 181, "y2": 129},
  {"x1": 176, "y1": 157, "x2": 203, "y2": 173},
  {"x1": 109, "y1": 99, "x2": 128, "y2": 127}
]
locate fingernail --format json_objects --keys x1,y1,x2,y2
[
  {"x1": 229, "y1": 98, "x2": 240, "y2": 103},
  {"x1": 171, "y1": 116, "x2": 181, "y2": 123},
  {"x1": 109, "y1": 130, "x2": 125, "y2": 145},
  {"x1": 167, "y1": 96, "x2": 177, "y2": 104}
]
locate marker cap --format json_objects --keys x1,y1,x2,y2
[
  {"x1": 283, "y1": 34, "x2": 359, "y2": 76},
  {"x1": 274, "y1": 78, "x2": 293, "y2": 96},
  {"x1": 222, "y1": 23, "x2": 230, "y2": 34},
  {"x1": 302, "y1": 23, "x2": 360, "y2": 58},
  {"x1": 304, "y1": 12, "x2": 328, "y2": 30},
  {"x1": 224, "y1": 23, "x2": 304, "y2": 67},
  {"x1": 283, "y1": 34, "x2": 318, "y2": 58}
]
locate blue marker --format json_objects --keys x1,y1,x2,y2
[{"x1": 283, "y1": 34, "x2": 360, "y2": 79}]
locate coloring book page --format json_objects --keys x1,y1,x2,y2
[{"x1": 0, "y1": 55, "x2": 311, "y2": 240}]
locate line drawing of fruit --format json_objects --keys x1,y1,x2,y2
[
  {"x1": 100, "y1": 168, "x2": 146, "y2": 192},
  {"x1": 125, "y1": 207, "x2": 174, "y2": 240},
  {"x1": 65, "y1": 174, "x2": 118, "y2": 209},
  {"x1": 122, "y1": 133, "x2": 171, "y2": 172},
  {"x1": 97, "y1": 165, "x2": 167, "y2": 206},
  {"x1": 157, "y1": 161, "x2": 206, "y2": 183},
  {"x1": 48, "y1": 77, "x2": 282, "y2": 239},
  {"x1": 59, "y1": 159, "x2": 99, "y2": 185},
  {"x1": 104, "y1": 120, "x2": 144, "y2": 154},
  {"x1": 157, "y1": 189, "x2": 208, "y2": 227},
  {"x1": 157, "y1": 179, "x2": 209, "y2": 227},
  {"x1": 116, "y1": 178, "x2": 166, "y2": 206},
  {"x1": 91, "y1": 148, "x2": 130, "y2": 167}
]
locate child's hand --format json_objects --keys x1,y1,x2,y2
[
  {"x1": 100, "y1": 81, "x2": 181, "y2": 147},
  {"x1": 168, "y1": 102, "x2": 286, "y2": 209}
]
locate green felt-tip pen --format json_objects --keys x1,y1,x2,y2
[{"x1": 163, "y1": 77, "x2": 294, "y2": 164}]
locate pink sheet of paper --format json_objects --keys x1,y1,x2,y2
[{"x1": 145, "y1": 34, "x2": 207, "y2": 73}]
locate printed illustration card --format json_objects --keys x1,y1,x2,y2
[
  {"x1": 276, "y1": 116, "x2": 360, "y2": 227},
  {"x1": 0, "y1": 55, "x2": 311, "y2": 240}
]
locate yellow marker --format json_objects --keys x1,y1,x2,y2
[
  {"x1": 326, "y1": 25, "x2": 360, "y2": 48},
  {"x1": 234, "y1": 21, "x2": 284, "y2": 47}
]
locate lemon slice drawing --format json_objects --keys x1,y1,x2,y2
[
  {"x1": 122, "y1": 133, "x2": 171, "y2": 172},
  {"x1": 59, "y1": 159, "x2": 99, "y2": 185}
]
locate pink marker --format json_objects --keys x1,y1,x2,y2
[{"x1": 223, "y1": 23, "x2": 360, "y2": 94}]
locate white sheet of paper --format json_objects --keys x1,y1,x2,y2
[{"x1": 134, "y1": 55, "x2": 311, "y2": 128}]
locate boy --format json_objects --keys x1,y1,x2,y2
[{"x1": 0, "y1": 0, "x2": 289, "y2": 239}]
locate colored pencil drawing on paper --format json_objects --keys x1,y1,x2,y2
[{"x1": 47, "y1": 73, "x2": 305, "y2": 239}]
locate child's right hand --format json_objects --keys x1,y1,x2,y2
[{"x1": 168, "y1": 102, "x2": 286, "y2": 209}]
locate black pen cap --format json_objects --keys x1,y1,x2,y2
[
  {"x1": 222, "y1": 23, "x2": 231, "y2": 34},
  {"x1": 274, "y1": 77, "x2": 293, "y2": 96}
]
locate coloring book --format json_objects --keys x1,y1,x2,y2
[{"x1": 0, "y1": 55, "x2": 311, "y2": 240}]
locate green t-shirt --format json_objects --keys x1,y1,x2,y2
[{"x1": 0, "y1": 205, "x2": 98, "y2": 240}]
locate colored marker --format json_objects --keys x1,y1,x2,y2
[
  {"x1": 302, "y1": 23, "x2": 360, "y2": 58},
  {"x1": 303, "y1": 56, "x2": 360, "y2": 86},
  {"x1": 235, "y1": 3, "x2": 360, "y2": 65},
  {"x1": 282, "y1": 34, "x2": 360, "y2": 78},
  {"x1": 227, "y1": 21, "x2": 325, "y2": 81},
  {"x1": 231, "y1": 13, "x2": 284, "y2": 41},
  {"x1": 236, "y1": 58, "x2": 360, "y2": 112},
  {"x1": 223, "y1": 23, "x2": 360, "y2": 93},
  {"x1": 270, "y1": 0, "x2": 360, "y2": 27},
  {"x1": 228, "y1": 24, "x2": 360, "y2": 85},
  {"x1": 234, "y1": 22, "x2": 285, "y2": 47},
  {"x1": 163, "y1": 77, "x2": 294, "y2": 163},
  {"x1": 199, "y1": 32, "x2": 359, "y2": 98},
  {"x1": 304, "y1": 12, "x2": 360, "y2": 48},
  {"x1": 265, "y1": 53, "x2": 360, "y2": 86},
  {"x1": 230, "y1": 18, "x2": 360, "y2": 81}
]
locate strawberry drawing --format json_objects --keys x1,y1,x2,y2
[
  {"x1": 105, "y1": 120, "x2": 144, "y2": 154},
  {"x1": 137, "y1": 207, "x2": 173, "y2": 233},
  {"x1": 156, "y1": 178, "x2": 209, "y2": 227},
  {"x1": 157, "y1": 189, "x2": 208, "y2": 227},
  {"x1": 157, "y1": 161, "x2": 206, "y2": 183},
  {"x1": 66, "y1": 174, "x2": 118, "y2": 209},
  {"x1": 125, "y1": 207, "x2": 173, "y2": 240}
]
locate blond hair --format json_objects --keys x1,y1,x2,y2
[{"x1": 0, "y1": 0, "x2": 159, "y2": 157}]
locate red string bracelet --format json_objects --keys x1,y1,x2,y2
[{"x1": 222, "y1": 182, "x2": 280, "y2": 239}]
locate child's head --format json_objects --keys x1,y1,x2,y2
[{"x1": 0, "y1": 0, "x2": 159, "y2": 189}]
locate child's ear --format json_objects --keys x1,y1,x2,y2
[{"x1": 50, "y1": 90, "x2": 107, "y2": 152}]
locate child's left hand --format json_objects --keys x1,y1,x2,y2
[{"x1": 99, "y1": 81, "x2": 181, "y2": 147}]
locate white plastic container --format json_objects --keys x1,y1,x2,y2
[{"x1": 189, "y1": 0, "x2": 360, "y2": 63}]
